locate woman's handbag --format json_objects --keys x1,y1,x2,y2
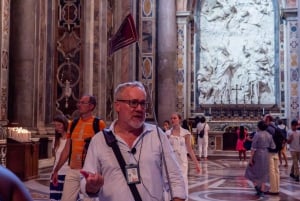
[
  {"x1": 198, "y1": 124, "x2": 206, "y2": 138},
  {"x1": 243, "y1": 140, "x2": 252, "y2": 150}
]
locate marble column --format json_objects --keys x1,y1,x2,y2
[
  {"x1": 0, "y1": 0, "x2": 10, "y2": 126},
  {"x1": 9, "y1": 0, "x2": 36, "y2": 127},
  {"x1": 0, "y1": 126, "x2": 7, "y2": 167},
  {"x1": 176, "y1": 11, "x2": 192, "y2": 119},
  {"x1": 157, "y1": 0, "x2": 177, "y2": 125},
  {"x1": 83, "y1": 0, "x2": 95, "y2": 94},
  {"x1": 0, "y1": 0, "x2": 10, "y2": 167}
]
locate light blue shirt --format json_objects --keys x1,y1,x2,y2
[{"x1": 80, "y1": 121, "x2": 186, "y2": 201}]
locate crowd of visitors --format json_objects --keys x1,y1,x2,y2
[
  {"x1": 243, "y1": 114, "x2": 299, "y2": 199},
  {"x1": 3, "y1": 85, "x2": 300, "y2": 201}
]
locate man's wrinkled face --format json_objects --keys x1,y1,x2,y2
[{"x1": 115, "y1": 87, "x2": 147, "y2": 129}]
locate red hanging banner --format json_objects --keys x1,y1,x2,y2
[{"x1": 108, "y1": 13, "x2": 138, "y2": 56}]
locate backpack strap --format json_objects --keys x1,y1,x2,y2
[
  {"x1": 69, "y1": 117, "x2": 80, "y2": 134},
  {"x1": 68, "y1": 118, "x2": 79, "y2": 165},
  {"x1": 70, "y1": 117, "x2": 100, "y2": 135},
  {"x1": 102, "y1": 129, "x2": 142, "y2": 201},
  {"x1": 93, "y1": 117, "x2": 100, "y2": 133}
]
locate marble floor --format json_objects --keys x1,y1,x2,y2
[{"x1": 23, "y1": 154, "x2": 300, "y2": 201}]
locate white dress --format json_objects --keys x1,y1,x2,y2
[
  {"x1": 52, "y1": 138, "x2": 70, "y2": 175},
  {"x1": 166, "y1": 127, "x2": 190, "y2": 197},
  {"x1": 50, "y1": 138, "x2": 70, "y2": 201}
]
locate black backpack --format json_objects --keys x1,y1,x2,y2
[
  {"x1": 278, "y1": 126, "x2": 287, "y2": 140},
  {"x1": 268, "y1": 125, "x2": 285, "y2": 153},
  {"x1": 68, "y1": 117, "x2": 101, "y2": 166}
]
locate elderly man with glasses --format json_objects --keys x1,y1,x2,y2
[{"x1": 80, "y1": 81, "x2": 186, "y2": 201}]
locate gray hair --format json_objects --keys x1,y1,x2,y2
[{"x1": 114, "y1": 81, "x2": 146, "y2": 100}]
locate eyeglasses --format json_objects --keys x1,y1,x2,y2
[
  {"x1": 117, "y1": 99, "x2": 148, "y2": 109},
  {"x1": 77, "y1": 101, "x2": 90, "y2": 105}
]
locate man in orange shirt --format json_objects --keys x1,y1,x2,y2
[{"x1": 51, "y1": 95, "x2": 106, "y2": 201}]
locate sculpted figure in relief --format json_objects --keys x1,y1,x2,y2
[{"x1": 198, "y1": 0, "x2": 275, "y2": 104}]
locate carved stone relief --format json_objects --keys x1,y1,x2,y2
[{"x1": 198, "y1": 0, "x2": 275, "y2": 105}]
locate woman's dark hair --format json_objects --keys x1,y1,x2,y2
[
  {"x1": 291, "y1": 119, "x2": 298, "y2": 126},
  {"x1": 182, "y1": 119, "x2": 189, "y2": 129},
  {"x1": 53, "y1": 114, "x2": 69, "y2": 150},
  {"x1": 164, "y1": 120, "x2": 170, "y2": 124},
  {"x1": 257, "y1": 120, "x2": 268, "y2": 131},
  {"x1": 200, "y1": 116, "x2": 206, "y2": 123},
  {"x1": 239, "y1": 126, "x2": 245, "y2": 139}
]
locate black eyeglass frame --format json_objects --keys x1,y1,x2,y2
[
  {"x1": 116, "y1": 99, "x2": 148, "y2": 109},
  {"x1": 77, "y1": 101, "x2": 91, "y2": 105}
]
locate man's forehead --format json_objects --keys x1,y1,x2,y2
[
  {"x1": 123, "y1": 87, "x2": 146, "y2": 96},
  {"x1": 81, "y1": 96, "x2": 90, "y2": 100}
]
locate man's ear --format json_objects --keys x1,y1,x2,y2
[{"x1": 114, "y1": 102, "x2": 121, "y2": 113}]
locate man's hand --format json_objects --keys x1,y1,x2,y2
[
  {"x1": 51, "y1": 171, "x2": 58, "y2": 186},
  {"x1": 195, "y1": 164, "x2": 201, "y2": 174},
  {"x1": 80, "y1": 170, "x2": 104, "y2": 194}
]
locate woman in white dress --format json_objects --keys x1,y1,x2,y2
[
  {"x1": 166, "y1": 112, "x2": 200, "y2": 198},
  {"x1": 50, "y1": 114, "x2": 70, "y2": 201}
]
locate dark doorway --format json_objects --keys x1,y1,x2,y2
[{"x1": 223, "y1": 126, "x2": 238, "y2": 150}]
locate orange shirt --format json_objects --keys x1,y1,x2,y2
[{"x1": 67, "y1": 116, "x2": 105, "y2": 169}]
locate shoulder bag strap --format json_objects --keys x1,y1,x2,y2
[
  {"x1": 200, "y1": 123, "x2": 206, "y2": 133},
  {"x1": 103, "y1": 129, "x2": 142, "y2": 201}
]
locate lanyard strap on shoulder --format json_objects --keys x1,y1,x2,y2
[{"x1": 103, "y1": 129, "x2": 142, "y2": 201}]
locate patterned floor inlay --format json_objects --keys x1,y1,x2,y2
[{"x1": 23, "y1": 156, "x2": 300, "y2": 201}]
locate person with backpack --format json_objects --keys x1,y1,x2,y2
[
  {"x1": 277, "y1": 119, "x2": 288, "y2": 167},
  {"x1": 51, "y1": 95, "x2": 106, "y2": 201},
  {"x1": 264, "y1": 114, "x2": 281, "y2": 195}
]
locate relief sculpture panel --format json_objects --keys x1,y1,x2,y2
[{"x1": 197, "y1": 0, "x2": 276, "y2": 105}]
